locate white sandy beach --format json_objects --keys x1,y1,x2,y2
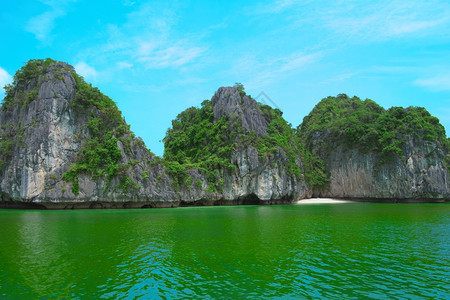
[{"x1": 296, "y1": 198, "x2": 354, "y2": 204}]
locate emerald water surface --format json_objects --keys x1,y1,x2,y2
[{"x1": 0, "y1": 203, "x2": 449, "y2": 299}]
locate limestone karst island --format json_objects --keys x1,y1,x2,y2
[{"x1": 0, "y1": 59, "x2": 449, "y2": 208}]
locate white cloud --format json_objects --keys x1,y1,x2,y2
[
  {"x1": 228, "y1": 51, "x2": 321, "y2": 89},
  {"x1": 137, "y1": 44, "x2": 207, "y2": 69},
  {"x1": 25, "y1": 10, "x2": 64, "y2": 42},
  {"x1": 324, "y1": 0, "x2": 450, "y2": 41},
  {"x1": 249, "y1": 0, "x2": 450, "y2": 43},
  {"x1": 136, "y1": 40, "x2": 162, "y2": 57},
  {"x1": 0, "y1": 67, "x2": 13, "y2": 97},
  {"x1": 122, "y1": 0, "x2": 136, "y2": 6},
  {"x1": 278, "y1": 52, "x2": 320, "y2": 73},
  {"x1": 413, "y1": 74, "x2": 450, "y2": 91},
  {"x1": 117, "y1": 61, "x2": 133, "y2": 69},
  {"x1": 249, "y1": 0, "x2": 312, "y2": 15},
  {"x1": 75, "y1": 3, "x2": 208, "y2": 72},
  {"x1": 74, "y1": 62, "x2": 98, "y2": 80},
  {"x1": 25, "y1": 0, "x2": 75, "y2": 43},
  {"x1": 0, "y1": 67, "x2": 12, "y2": 87}
]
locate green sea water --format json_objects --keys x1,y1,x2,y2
[{"x1": 0, "y1": 203, "x2": 449, "y2": 299}]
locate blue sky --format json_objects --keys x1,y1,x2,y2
[{"x1": 1, "y1": 0, "x2": 449, "y2": 156}]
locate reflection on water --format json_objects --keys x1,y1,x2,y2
[
  {"x1": 0, "y1": 203, "x2": 449, "y2": 298},
  {"x1": 17, "y1": 212, "x2": 72, "y2": 297}
]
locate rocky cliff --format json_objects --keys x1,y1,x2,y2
[
  {"x1": 0, "y1": 59, "x2": 178, "y2": 208},
  {"x1": 211, "y1": 87, "x2": 268, "y2": 136},
  {"x1": 299, "y1": 94, "x2": 450, "y2": 202},
  {"x1": 0, "y1": 60, "x2": 448, "y2": 208},
  {"x1": 163, "y1": 86, "x2": 309, "y2": 204},
  {"x1": 0, "y1": 60, "x2": 308, "y2": 208},
  {"x1": 315, "y1": 137, "x2": 449, "y2": 201}
]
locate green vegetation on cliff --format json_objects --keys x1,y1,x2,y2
[
  {"x1": 163, "y1": 100, "x2": 234, "y2": 190},
  {"x1": 299, "y1": 94, "x2": 448, "y2": 176},
  {"x1": 0, "y1": 122, "x2": 25, "y2": 171},
  {"x1": 164, "y1": 100, "x2": 235, "y2": 168},
  {"x1": 0, "y1": 59, "x2": 133, "y2": 194},
  {"x1": 1, "y1": 58, "x2": 62, "y2": 110},
  {"x1": 244, "y1": 104, "x2": 302, "y2": 178},
  {"x1": 0, "y1": 59, "x2": 64, "y2": 170},
  {"x1": 163, "y1": 89, "x2": 302, "y2": 191},
  {"x1": 2, "y1": 59, "x2": 448, "y2": 197},
  {"x1": 63, "y1": 71, "x2": 140, "y2": 195},
  {"x1": 0, "y1": 59, "x2": 146, "y2": 196}
]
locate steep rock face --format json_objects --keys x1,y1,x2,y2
[
  {"x1": 211, "y1": 88, "x2": 306, "y2": 203},
  {"x1": 224, "y1": 146, "x2": 307, "y2": 201},
  {"x1": 0, "y1": 60, "x2": 179, "y2": 208},
  {"x1": 0, "y1": 60, "x2": 307, "y2": 208},
  {"x1": 0, "y1": 62, "x2": 79, "y2": 201},
  {"x1": 164, "y1": 86, "x2": 309, "y2": 204},
  {"x1": 178, "y1": 146, "x2": 309, "y2": 204},
  {"x1": 299, "y1": 95, "x2": 450, "y2": 202},
  {"x1": 211, "y1": 87, "x2": 268, "y2": 136},
  {"x1": 1, "y1": 60, "x2": 448, "y2": 208},
  {"x1": 317, "y1": 137, "x2": 449, "y2": 201}
]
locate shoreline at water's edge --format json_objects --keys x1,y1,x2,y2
[{"x1": 0, "y1": 197, "x2": 448, "y2": 210}]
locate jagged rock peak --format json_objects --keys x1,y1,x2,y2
[
  {"x1": 211, "y1": 86, "x2": 268, "y2": 137},
  {"x1": 1, "y1": 59, "x2": 77, "y2": 112}
]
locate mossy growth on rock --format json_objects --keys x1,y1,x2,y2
[
  {"x1": 163, "y1": 88, "x2": 303, "y2": 191},
  {"x1": 1, "y1": 58, "x2": 68, "y2": 110},
  {"x1": 243, "y1": 103, "x2": 302, "y2": 178},
  {"x1": 163, "y1": 99, "x2": 236, "y2": 190},
  {"x1": 62, "y1": 71, "x2": 141, "y2": 195},
  {"x1": 298, "y1": 93, "x2": 448, "y2": 184}
]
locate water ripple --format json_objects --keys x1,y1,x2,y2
[{"x1": 0, "y1": 204, "x2": 448, "y2": 299}]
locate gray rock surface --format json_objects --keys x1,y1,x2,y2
[
  {"x1": 178, "y1": 146, "x2": 309, "y2": 204},
  {"x1": 0, "y1": 61, "x2": 307, "y2": 208},
  {"x1": 315, "y1": 137, "x2": 449, "y2": 202},
  {"x1": 0, "y1": 62, "x2": 179, "y2": 208},
  {"x1": 0, "y1": 60, "x2": 447, "y2": 208},
  {"x1": 211, "y1": 87, "x2": 268, "y2": 136}
]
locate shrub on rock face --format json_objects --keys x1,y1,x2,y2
[
  {"x1": 62, "y1": 70, "x2": 143, "y2": 194},
  {"x1": 1, "y1": 59, "x2": 448, "y2": 205},
  {"x1": 298, "y1": 94, "x2": 449, "y2": 198},
  {"x1": 0, "y1": 59, "x2": 150, "y2": 197},
  {"x1": 299, "y1": 94, "x2": 448, "y2": 166},
  {"x1": 163, "y1": 86, "x2": 303, "y2": 189}
]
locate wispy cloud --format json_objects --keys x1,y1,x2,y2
[
  {"x1": 372, "y1": 65, "x2": 421, "y2": 74},
  {"x1": 117, "y1": 61, "x2": 133, "y2": 69},
  {"x1": 323, "y1": 0, "x2": 450, "y2": 41},
  {"x1": 229, "y1": 51, "x2": 321, "y2": 89},
  {"x1": 249, "y1": 0, "x2": 450, "y2": 42},
  {"x1": 25, "y1": 10, "x2": 64, "y2": 42},
  {"x1": 248, "y1": 0, "x2": 312, "y2": 15},
  {"x1": 75, "y1": 62, "x2": 98, "y2": 80},
  {"x1": 277, "y1": 52, "x2": 320, "y2": 73},
  {"x1": 0, "y1": 67, "x2": 13, "y2": 97},
  {"x1": 0, "y1": 67, "x2": 12, "y2": 87},
  {"x1": 413, "y1": 73, "x2": 450, "y2": 91},
  {"x1": 78, "y1": 3, "x2": 207, "y2": 71},
  {"x1": 137, "y1": 44, "x2": 207, "y2": 69},
  {"x1": 25, "y1": 0, "x2": 75, "y2": 44},
  {"x1": 122, "y1": 0, "x2": 136, "y2": 7}
]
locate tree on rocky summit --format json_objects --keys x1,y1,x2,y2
[{"x1": 233, "y1": 82, "x2": 244, "y2": 92}]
